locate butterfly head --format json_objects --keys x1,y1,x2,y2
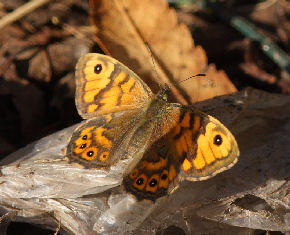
[{"x1": 157, "y1": 84, "x2": 170, "y2": 102}]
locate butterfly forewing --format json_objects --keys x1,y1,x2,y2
[{"x1": 75, "y1": 53, "x2": 153, "y2": 119}]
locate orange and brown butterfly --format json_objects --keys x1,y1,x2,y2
[{"x1": 66, "y1": 53, "x2": 240, "y2": 201}]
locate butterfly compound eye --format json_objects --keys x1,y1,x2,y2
[
  {"x1": 214, "y1": 134, "x2": 222, "y2": 146},
  {"x1": 94, "y1": 64, "x2": 102, "y2": 74}
]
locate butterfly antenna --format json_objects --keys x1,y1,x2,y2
[
  {"x1": 145, "y1": 42, "x2": 162, "y2": 88},
  {"x1": 178, "y1": 73, "x2": 206, "y2": 84}
]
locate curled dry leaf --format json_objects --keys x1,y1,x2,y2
[{"x1": 89, "y1": 0, "x2": 237, "y2": 104}]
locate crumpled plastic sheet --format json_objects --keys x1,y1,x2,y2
[{"x1": 0, "y1": 87, "x2": 289, "y2": 235}]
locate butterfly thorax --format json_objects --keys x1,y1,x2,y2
[{"x1": 145, "y1": 86, "x2": 170, "y2": 120}]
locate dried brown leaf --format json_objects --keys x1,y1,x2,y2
[{"x1": 90, "y1": 0, "x2": 237, "y2": 104}]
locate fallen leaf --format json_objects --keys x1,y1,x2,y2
[{"x1": 90, "y1": 0, "x2": 237, "y2": 104}]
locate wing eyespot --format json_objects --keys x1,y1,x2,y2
[
  {"x1": 130, "y1": 169, "x2": 138, "y2": 179},
  {"x1": 149, "y1": 178, "x2": 158, "y2": 187},
  {"x1": 94, "y1": 64, "x2": 102, "y2": 74},
  {"x1": 81, "y1": 147, "x2": 98, "y2": 160},
  {"x1": 99, "y1": 152, "x2": 109, "y2": 162},
  {"x1": 161, "y1": 173, "x2": 168, "y2": 180},
  {"x1": 82, "y1": 135, "x2": 87, "y2": 140},
  {"x1": 80, "y1": 143, "x2": 87, "y2": 149},
  {"x1": 87, "y1": 150, "x2": 94, "y2": 157},
  {"x1": 136, "y1": 177, "x2": 144, "y2": 185},
  {"x1": 214, "y1": 134, "x2": 222, "y2": 146}
]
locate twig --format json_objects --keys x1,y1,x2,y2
[
  {"x1": 0, "y1": 0, "x2": 50, "y2": 29},
  {"x1": 230, "y1": 16, "x2": 290, "y2": 74},
  {"x1": 54, "y1": 219, "x2": 61, "y2": 235}
]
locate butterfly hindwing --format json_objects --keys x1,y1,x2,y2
[
  {"x1": 66, "y1": 110, "x2": 143, "y2": 167},
  {"x1": 123, "y1": 134, "x2": 179, "y2": 201}
]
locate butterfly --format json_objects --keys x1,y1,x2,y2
[{"x1": 66, "y1": 53, "x2": 239, "y2": 201}]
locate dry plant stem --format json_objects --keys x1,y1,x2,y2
[
  {"x1": 54, "y1": 219, "x2": 61, "y2": 235},
  {"x1": 0, "y1": 0, "x2": 50, "y2": 29},
  {"x1": 115, "y1": 0, "x2": 188, "y2": 105},
  {"x1": 93, "y1": 35, "x2": 112, "y2": 55}
]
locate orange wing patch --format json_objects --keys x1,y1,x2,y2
[
  {"x1": 133, "y1": 174, "x2": 148, "y2": 190},
  {"x1": 145, "y1": 174, "x2": 160, "y2": 193},
  {"x1": 99, "y1": 151, "x2": 109, "y2": 162},
  {"x1": 192, "y1": 147, "x2": 206, "y2": 169},
  {"x1": 182, "y1": 158, "x2": 192, "y2": 171},
  {"x1": 140, "y1": 157, "x2": 167, "y2": 171},
  {"x1": 176, "y1": 112, "x2": 239, "y2": 181},
  {"x1": 173, "y1": 112, "x2": 200, "y2": 159},
  {"x1": 81, "y1": 147, "x2": 98, "y2": 160},
  {"x1": 159, "y1": 170, "x2": 169, "y2": 189},
  {"x1": 81, "y1": 60, "x2": 113, "y2": 103},
  {"x1": 94, "y1": 127, "x2": 112, "y2": 149}
]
